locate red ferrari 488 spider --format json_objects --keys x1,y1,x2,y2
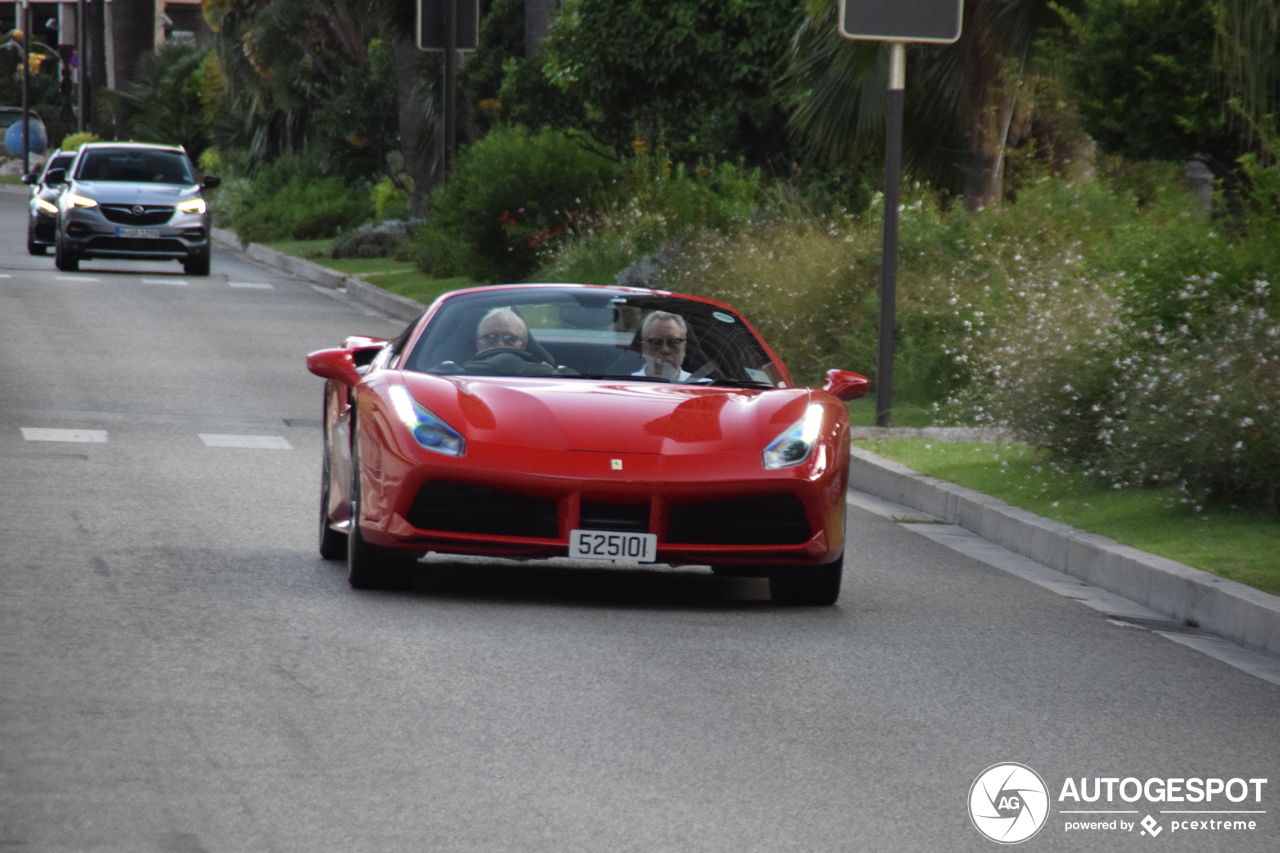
[{"x1": 307, "y1": 284, "x2": 869, "y2": 604}]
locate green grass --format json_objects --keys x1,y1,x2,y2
[
  {"x1": 375, "y1": 272, "x2": 473, "y2": 305},
  {"x1": 264, "y1": 238, "x2": 333, "y2": 259},
  {"x1": 264, "y1": 238, "x2": 474, "y2": 306},
  {"x1": 324, "y1": 258, "x2": 417, "y2": 276},
  {"x1": 854, "y1": 439, "x2": 1280, "y2": 597}
]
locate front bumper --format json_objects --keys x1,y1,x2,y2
[{"x1": 60, "y1": 209, "x2": 210, "y2": 261}]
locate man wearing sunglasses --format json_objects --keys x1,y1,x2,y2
[
  {"x1": 475, "y1": 307, "x2": 531, "y2": 353},
  {"x1": 634, "y1": 311, "x2": 693, "y2": 382}
]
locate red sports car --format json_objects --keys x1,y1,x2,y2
[{"x1": 307, "y1": 284, "x2": 869, "y2": 604}]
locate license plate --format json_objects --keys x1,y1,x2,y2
[
  {"x1": 569, "y1": 529, "x2": 657, "y2": 563},
  {"x1": 116, "y1": 227, "x2": 160, "y2": 238}
]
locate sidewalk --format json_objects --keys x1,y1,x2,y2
[{"x1": 217, "y1": 230, "x2": 1280, "y2": 661}]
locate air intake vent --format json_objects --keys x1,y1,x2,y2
[
  {"x1": 579, "y1": 501, "x2": 649, "y2": 532},
  {"x1": 666, "y1": 494, "x2": 810, "y2": 545},
  {"x1": 406, "y1": 481, "x2": 558, "y2": 538}
]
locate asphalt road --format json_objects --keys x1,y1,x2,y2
[{"x1": 1, "y1": 187, "x2": 1276, "y2": 853}]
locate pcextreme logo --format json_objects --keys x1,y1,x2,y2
[{"x1": 969, "y1": 764, "x2": 1269, "y2": 844}]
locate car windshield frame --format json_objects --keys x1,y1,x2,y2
[
  {"x1": 400, "y1": 286, "x2": 788, "y2": 389},
  {"x1": 73, "y1": 148, "x2": 196, "y2": 185}
]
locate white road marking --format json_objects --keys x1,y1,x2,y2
[
  {"x1": 55, "y1": 276, "x2": 99, "y2": 282},
  {"x1": 0, "y1": 273, "x2": 11, "y2": 278},
  {"x1": 142, "y1": 278, "x2": 188, "y2": 285},
  {"x1": 228, "y1": 282, "x2": 273, "y2": 289},
  {"x1": 198, "y1": 434, "x2": 293, "y2": 449},
  {"x1": 21, "y1": 428, "x2": 108, "y2": 443}
]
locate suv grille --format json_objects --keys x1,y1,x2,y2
[{"x1": 99, "y1": 204, "x2": 175, "y2": 226}]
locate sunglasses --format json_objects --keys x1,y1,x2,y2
[
  {"x1": 644, "y1": 337, "x2": 687, "y2": 349},
  {"x1": 478, "y1": 332, "x2": 526, "y2": 347}
]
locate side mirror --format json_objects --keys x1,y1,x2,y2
[
  {"x1": 21, "y1": 173, "x2": 38, "y2": 185},
  {"x1": 307, "y1": 348, "x2": 363, "y2": 388},
  {"x1": 822, "y1": 369, "x2": 870, "y2": 401},
  {"x1": 43, "y1": 168, "x2": 66, "y2": 185},
  {"x1": 202, "y1": 174, "x2": 221, "y2": 189}
]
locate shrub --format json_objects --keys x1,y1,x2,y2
[
  {"x1": 331, "y1": 221, "x2": 416, "y2": 259},
  {"x1": 228, "y1": 153, "x2": 372, "y2": 244},
  {"x1": 416, "y1": 125, "x2": 617, "y2": 281}
]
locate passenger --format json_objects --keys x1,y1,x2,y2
[
  {"x1": 633, "y1": 311, "x2": 692, "y2": 381},
  {"x1": 475, "y1": 307, "x2": 529, "y2": 353}
]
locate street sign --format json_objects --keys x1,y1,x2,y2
[
  {"x1": 418, "y1": 0, "x2": 480, "y2": 52},
  {"x1": 839, "y1": 0, "x2": 964, "y2": 44}
]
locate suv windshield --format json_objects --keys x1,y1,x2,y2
[
  {"x1": 75, "y1": 149, "x2": 195, "y2": 184},
  {"x1": 401, "y1": 287, "x2": 786, "y2": 388}
]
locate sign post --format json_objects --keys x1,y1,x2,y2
[
  {"x1": 838, "y1": 0, "x2": 963, "y2": 426},
  {"x1": 418, "y1": 0, "x2": 480, "y2": 176}
]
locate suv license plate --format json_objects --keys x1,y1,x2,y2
[
  {"x1": 117, "y1": 227, "x2": 160, "y2": 238},
  {"x1": 569, "y1": 529, "x2": 657, "y2": 563}
]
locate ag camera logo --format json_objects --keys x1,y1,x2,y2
[{"x1": 969, "y1": 763, "x2": 1050, "y2": 844}]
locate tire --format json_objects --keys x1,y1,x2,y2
[
  {"x1": 769, "y1": 556, "x2": 843, "y2": 606},
  {"x1": 27, "y1": 223, "x2": 46, "y2": 255},
  {"x1": 183, "y1": 252, "x2": 211, "y2": 276},
  {"x1": 54, "y1": 237, "x2": 78, "y2": 271},
  {"x1": 318, "y1": 419, "x2": 348, "y2": 560},
  {"x1": 347, "y1": 434, "x2": 415, "y2": 590}
]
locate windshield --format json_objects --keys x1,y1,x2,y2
[
  {"x1": 75, "y1": 149, "x2": 196, "y2": 184},
  {"x1": 401, "y1": 287, "x2": 786, "y2": 388}
]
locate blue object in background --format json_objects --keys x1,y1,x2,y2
[{"x1": 5, "y1": 116, "x2": 48, "y2": 157}]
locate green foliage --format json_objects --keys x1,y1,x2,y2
[
  {"x1": 414, "y1": 125, "x2": 617, "y2": 281},
  {"x1": 498, "y1": 0, "x2": 800, "y2": 167},
  {"x1": 1070, "y1": 0, "x2": 1228, "y2": 164},
  {"x1": 311, "y1": 37, "x2": 402, "y2": 183},
  {"x1": 331, "y1": 221, "x2": 413, "y2": 259},
  {"x1": 59, "y1": 133, "x2": 100, "y2": 152},
  {"x1": 227, "y1": 153, "x2": 373, "y2": 243},
  {"x1": 108, "y1": 45, "x2": 213, "y2": 159}
]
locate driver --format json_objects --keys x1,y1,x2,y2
[
  {"x1": 475, "y1": 307, "x2": 530, "y2": 353},
  {"x1": 633, "y1": 311, "x2": 692, "y2": 382}
]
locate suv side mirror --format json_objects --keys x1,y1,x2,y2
[
  {"x1": 202, "y1": 174, "x2": 221, "y2": 189},
  {"x1": 43, "y1": 168, "x2": 66, "y2": 185},
  {"x1": 21, "y1": 173, "x2": 38, "y2": 185}
]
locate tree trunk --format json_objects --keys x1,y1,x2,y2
[{"x1": 392, "y1": 36, "x2": 440, "y2": 215}]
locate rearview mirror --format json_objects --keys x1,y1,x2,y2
[{"x1": 822, "y1": 369, "x2": 870, "y2": 401}]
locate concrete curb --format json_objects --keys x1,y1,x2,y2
[
  {"x1": 212, "y1": 227, "x2": 426, "y2": 321},
  {"x1": 849, "y1": 445, "x2": 1280, "y2": 659}
]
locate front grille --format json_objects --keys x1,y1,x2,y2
[
  {"x1": 406, "y1": 481, "x2": 559, "y2": 538},
  {"x1": 100, "y1": 204, "x2": 175, "y2": 226},
  {"x1": 86, "y1": 236, "x2": 187, "y2": 253},
  {"x1": 666, "y1": 494, "x2": 811, "y2": 545},
  {"x1": 579, "y1": 501, "x2": 649, "y2": 532}
]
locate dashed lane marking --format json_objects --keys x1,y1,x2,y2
[
  {"x1": 142, "y1": 278, "x2": 188, "y2": 285},
  {"x1": 55, "y1": 276, "x2": 100, "y2": 282},
  {"x1": 21, "y1": 428, "x2": 108, "y2": 443},
  {"x1": 228, "y1": 282, "x2": 274, "y2": 289},
  {"x1": 198, "y1": 434, "x2": 293, "y2": 449}
]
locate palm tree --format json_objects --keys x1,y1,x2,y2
[
  {"x1": 779, "y1": 0, "x2": 1072, "y2": 210},
  {"x1": 1215, "y1": 0, "x2": 1278, "y2": 161}
]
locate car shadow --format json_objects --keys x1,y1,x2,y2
[{"x1": 352, "y1": 554, "x2": 778, "y2": 611}]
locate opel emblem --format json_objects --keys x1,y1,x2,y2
[{"x1": 131, "y1": 205, "x2": 144, "y2": 215}]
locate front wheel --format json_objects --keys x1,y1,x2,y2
[
  {"x1": 347, "y1": 435, "x2": 416, "y2": 590},
  {"x1": 769, "y1": 556, "x2": 843, "y2": 606},
  {"x1": 27, "y1": 222, "x2": 46, "y2": 255},
  {"x1": 54, "y1": 237, "x2": 78, "y2": 271},
  {"x1": 183, "y1": 252, "x2": 211, "y2": 276}
]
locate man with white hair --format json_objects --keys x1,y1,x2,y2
[
  {"x1": 633, "y1": 310, "x2": 692, "y2": 381},
  {"x1": 475, "y1": 307, "x2": 530, "y2": 353}
]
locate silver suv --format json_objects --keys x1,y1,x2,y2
[{"x1": 46, "y1": 142, "x2": 220, "y2": 275}]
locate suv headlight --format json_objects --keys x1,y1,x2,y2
[
  {"x1": 36, "y1": 198, "x2": 58, "y2": 215},
  {"x1": 67, "y1": 194, "x2": 98, "y2": 209},
  {"x1": 388, "y1": 385, "x2": 465, "y2": 456},
  {"x1": 763, "y1": 404, "x2": 824, "y2": 469},
  {"x1": 177, "y1": 198, "x2": 207, "y2": 214}
]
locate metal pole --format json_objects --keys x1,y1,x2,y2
[
  {"x1": 78, "y1": 0, "x2": 86, "y2": 132},
  {"x1": 443, "y1": 0, "x2": 457, "y2": 175},
  {"x1": 875, "y1": 42, "x2": 905, "y2": 427},
  {"x1": 21, "y1": 0, "x2": 30, "y2": 174}
]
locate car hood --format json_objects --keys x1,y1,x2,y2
[
  {"x1": 397, "y1": 372, "x2": 812, "y2": 455},
  {"x1": 69, "y1": 181, "x2": 196, "y2": 204}
]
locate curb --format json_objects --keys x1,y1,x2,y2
[
  {"x1": 213, "y1": 227, "x2": 426, "y2": 321},
  {"x1": 849, "y1": 445, "x2": 1280, "y2": 659}
]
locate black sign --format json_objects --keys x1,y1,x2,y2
[
  {"x1": 418, "y1": 0, "x2": 480, "y2": 52},
  {"x1": 839, "y1": 0, "x2": 964, "y2": 44}
]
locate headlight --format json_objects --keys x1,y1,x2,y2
[
  {"x1": 763, "y1": 403, "x2": 824, "y2": 469},
  {"x1": 36, "y1": 198, "x2": 58, "y2": 215},
  {"x1": 177, "y1": 198, "x2": 207, "y2": 214},
  {"x1": 388, "y1": 385, "x2": 465, "y2": 456},
  {"x1": 67, "y1": 194, "x2": 98, "y2": 209}
]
